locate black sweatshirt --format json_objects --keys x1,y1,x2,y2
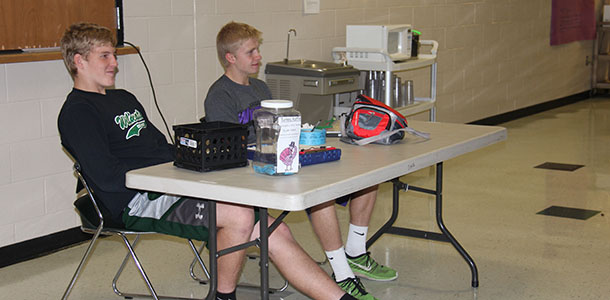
[{"x1": 58, "y1": 88, "x2": 174, "y2": 223}]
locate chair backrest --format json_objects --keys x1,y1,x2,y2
[{"x1": 72, "y1": 162, "x2": 125, "y2": 230}]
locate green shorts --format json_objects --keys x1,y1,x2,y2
[
  {"x1": 122, "y1": 192, "x2": 211, "y2": 241},
  {"x1": 122, "y1": 192, "x2": 260, "y2": 242}
]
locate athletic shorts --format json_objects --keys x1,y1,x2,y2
[{"x1": 122, "y1": 192, "x2": 211, "y2": 242}]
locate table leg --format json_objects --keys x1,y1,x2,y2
[
  {"x1": 366, "y1": 178, "x2": 401, "y2": 248},
  {"x1": 205, "y1": 200, "x2": 217, "y2": 300},
  {"x1": 433, "y1": 163, "x2": 479, "y2": 288},
  {"x1": 206, "y1": 208, "x2": 285, "y2": 299},
  {"x1": 365, "y1": 162, "x2": 479, "y2": 288},
  {"x1": 259, "y1": 208, "x2": 270, "y2": 300}
]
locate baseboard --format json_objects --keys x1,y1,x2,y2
[
  {"x1": 469, "y1": 91, "x2": 591, "y2": 126},
  {"x1": 0, "y1": 227, "x2": 91, "y2": 268}
]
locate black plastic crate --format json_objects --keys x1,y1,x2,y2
[{"x1": 173, "y1": 121, "x2": 248, "y2": 172}]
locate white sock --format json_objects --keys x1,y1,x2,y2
[
  {"x1": 325, "y1": 247, "x2": 354, "y2": 282},
  {"x1": 345, "y1": 224, "x2": 368, "y2": 257}
]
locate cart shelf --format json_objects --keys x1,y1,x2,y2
[{"x1": 332, "y1": 40, "x2": 439, "y2": 121}]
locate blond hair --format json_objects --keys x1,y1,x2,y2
[
  {"x1": 60, "y1": 22, "x2": 116, "y2": 78},
  {"x1": 216, "y1": 21, "x2": 262, "y2": 68}
]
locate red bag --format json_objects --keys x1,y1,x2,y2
[{"x1": 341, "y1": 94, "x2": 429, "y2": 145}]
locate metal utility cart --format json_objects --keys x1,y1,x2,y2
[
  {"x1": 592, "y1": 22, "x2": 610, "y2": 94},
  {"x1": 332, "y1": 40, "x2": 438, "y2": 121}
]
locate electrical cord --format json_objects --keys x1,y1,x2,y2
[{"x1": 122, "y1": 41, "x2": 174, "y2": 144}]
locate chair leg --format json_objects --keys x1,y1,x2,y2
[
  {"x1": 62, "y1": 226, "x2": 104, "y2": 300},
  {"x1": 112, "y1": 234, "x2": 160, "y2": 300},
  {"x1": 109, "y1": 237, "x2": 216, "y2": 299},
  {"x1": 188, "y1": 239, "x2": 210, "y2": 284},
  {"x1": 111, "y1": 235, "x2": 208, "y2": 300},
  {"x1": 111, "y1": 234, "x2": 140, "y2": 297}
]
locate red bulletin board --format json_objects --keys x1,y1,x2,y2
[{"x1": 550, "y1": 0, "x2": 596, "y2": 46}]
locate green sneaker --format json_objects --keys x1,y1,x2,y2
[
  {"x1": 335, "y1": 276, "x2": 379, "y2": 300},
  {"x1": 347, "y1": 252, "x2": 398, "y2": 281}
]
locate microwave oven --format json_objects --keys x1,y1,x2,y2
[{"x1": 346, "y1": 24, "x2": 412, "y2": 62}]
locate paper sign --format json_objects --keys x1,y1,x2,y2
[{"x1": 304, "y1": 0, "x2": 320, "y2": 14}]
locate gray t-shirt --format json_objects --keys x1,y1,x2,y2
[{"x1": 204, "y1": 75, "x2": 272, "y2": 143}]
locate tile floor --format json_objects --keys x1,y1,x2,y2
[{"x1": 1, "y1": 97, "x2": 609, "y2": 300}]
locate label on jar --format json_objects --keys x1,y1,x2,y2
[{"x1": 276, "y1": 116, "x2": 301, "y2": 173}]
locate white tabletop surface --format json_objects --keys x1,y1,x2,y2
[{"x1": 126, "y1": 121, "x2": 506, "y2": 211}]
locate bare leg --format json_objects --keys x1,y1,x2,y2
[
  {"x1": 309, "y1": 185, "x2": 378, "y2": 250},
  {"x1": 252, "y1": 216, "x2": 346, "y2": 300},
  {"x1": 345, "y1": 185, "x2": 397, "y2": 282},
  {"x1": 215, "y1": 202, "x2": 256, "y2": 293},
  {"x1": 309, "y1": 200, "x2": 343, "y2": 250},
  {"x1": 348, "y1": 185, "x2": 378, "y2": 226},
  {"x1": 309, "y1": 199, "x2": 355, "y2": 281}
]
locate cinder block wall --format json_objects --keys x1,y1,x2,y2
[{"x1": 0, "y1": 0, "x2": 598, "y2": 247}]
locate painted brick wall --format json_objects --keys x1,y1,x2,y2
[{"x1": 0, "y1": 0, "x2": 597, "y2": 247}]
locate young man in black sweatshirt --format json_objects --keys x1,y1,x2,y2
[{"x1": 58, "y1": 22, "x2": 357, "y2": 300}]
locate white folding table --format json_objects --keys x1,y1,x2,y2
[{"x1": 126, "y1": 120, "x2": 507, "y2": 300}]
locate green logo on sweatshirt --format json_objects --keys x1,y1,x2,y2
[{"x1": 115, "y1": 109, "x2": 147, "y2": 140}]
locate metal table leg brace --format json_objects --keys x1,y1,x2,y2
[{"x1": 366, "y1": 162, "x2": 479, "y2": 288}]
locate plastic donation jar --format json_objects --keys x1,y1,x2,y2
[{"x1": 252, "y1": 100, "x2": 301, "y2": 175}]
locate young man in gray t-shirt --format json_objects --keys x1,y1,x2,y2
[
  {"x1": 203, "y1": 21, "x2": 359, "y2": 300},
  {"x1": 204, "y1": 21, "x2": 396, "y2": 300}
]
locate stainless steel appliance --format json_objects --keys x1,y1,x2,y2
[{"x1": 265, "y1": 59, "x2": 361, "y2": 124}]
